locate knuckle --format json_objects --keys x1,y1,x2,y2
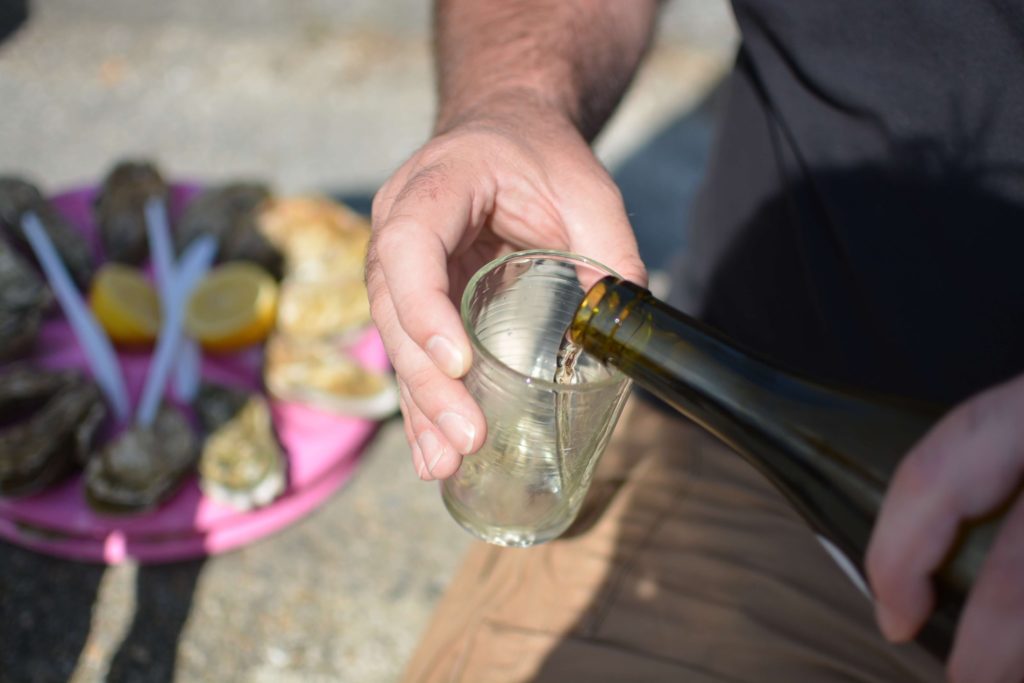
[
  {"x1": 404, "y1": 366, "x2": 438, "y2": 407},
  {"x1": 373, "y1": 222, "x2": 411, "y2": 257},
  {"x1": 394, "y1": 161, "x2": 455, "y2": 207},
  {"x1": 391, "y1": 286, "x2": 427, "y2": 327}
]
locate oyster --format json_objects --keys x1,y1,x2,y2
[
  {"x1": 194, "y1": 381, "x2": 251, "y2": 433},
  {"x1": 94, "y1": 160, "x2": 167, "y2": 264},
  {"x1": 276, "y1": 276, "x2": 371, "y2": 341},
  {"x1": 0, "y1": 239, "x2": 52, "y2": 361},
  {"x1": 264, "y1": 335, "x2": 398, "y2": 419},
  {"x1": 256, "y1": 196, "x2": 370, "y2": 281},
  {"x1": 84, "y1": 404, "x2": 197, "y2": 514},
  {"x1": 0, "y1": 176, "x2": 38, "y2": 227},
  {"x1": 256, "y1": 196, "x2": 372, "y2": 339},
  {"x1": 0, "y1": 366, "x2": 106, "y2": 496},
  {"x1": 0, "y1": 176, "x2": 94, "y2": 288},
  {"x1": 176, "y1": 182, "x2": 282, "y2": 277},
  {"x1": 195, "y1": 383, "x2": 286, "y2": 511}
]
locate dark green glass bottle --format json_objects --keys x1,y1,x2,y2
[{"x1": 568, "y1": 276, "x2": 1001, "y2": 659}]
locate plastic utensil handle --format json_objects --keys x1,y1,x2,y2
[
  {"x1": 143, "y1": 197, "x2": 205, "y2": 403},
  {"x1": 144, "y1": 197, "x2": 175, "y2": 303},
  {"x1": 136, "y1": 235, "x2": 217, "y2": 426},
  {"x1": 173, "y1": 338, "x2": 203, "y2": 402},
  {"x1": 21, "y1": 212, "x2": 131, "y2": 422}
]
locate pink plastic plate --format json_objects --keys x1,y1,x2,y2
[{"x1": 0, "y1": 184, "x2": 389, "y2": 564}]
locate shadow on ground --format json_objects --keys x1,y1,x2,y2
[{"x1": 0, "y1": 542, "x2": 201, "y2": 682}]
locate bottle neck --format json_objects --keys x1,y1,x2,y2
[{"x1": 570, "y1": 277, "x2": 939, "y2": 565}]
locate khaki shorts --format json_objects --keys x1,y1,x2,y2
[{"x1": 402, "y1": 397, "x2": 944, "y2": 682}]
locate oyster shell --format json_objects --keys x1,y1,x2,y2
[
  {"x1": 84, "y1": 404, "x2": 197, "y2": 514},
  {"x1": 0, "y1": 364, "x2": 80, "y2": 407},
  {"x1": 0, "y1": 176, "x2": 39, "y2": 227},
  {"x1": 194, "y1": 381, "x2": 251, "y2": 433},
  {"x1": 195, "y1": 383, "x2": 286, "y2": 511},
  {"x1": 0, "y1": 176, "x2": 94, "y2": 288},
  {"x1": 276, "y1": 276, "x2": 371, "y2": 341},
  {"x1": 94, "y1": 160, "x2": 167, "y2": 264},
  {"x1": 176, "y1": 182, "x2": 283, "y2": 277},
  {"x1": 0, "y1": 239, "x2": 52, "y2": 361},
  {"x1": 264, "y1": 335, "x2": 398, "y2": 419},
  {"x1": 256, "y1": 196, "x2": 370, "y2": 281},
  {"x1": 0, "y1": 367, "x2": 106, "y2": 496},
  {"x1": 255, "y1": 196, "x2": 372, "y2": 339}
]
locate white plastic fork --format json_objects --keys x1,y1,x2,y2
[{"x1": 21, "y1": 211, "x2": 131, "y2": 423}]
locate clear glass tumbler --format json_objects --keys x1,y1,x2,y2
[{"x1": 442, "y1": 250, "x2": 633, "y2": 547}]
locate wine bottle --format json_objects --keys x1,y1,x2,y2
[{"x1": 567, "y1": 276, "x2": 1001, "y2": 659}]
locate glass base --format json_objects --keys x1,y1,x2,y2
[{"x1": 441, "y1": 492, "x2": 572, "y2": 548}]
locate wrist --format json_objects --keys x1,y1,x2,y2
[{"x1": 434, "y1": 84, "x2": 581, "y2": 138}]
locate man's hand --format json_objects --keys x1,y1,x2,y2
[
  {"x1": 366, "y1": 109, "x2": 645, "y2": 481},
  {"x1": 867, "y1": 373, "x2": 1024, "y2": 683},
  {"x1": 367, "y1": 0, "x2": 656, "y2": 482}
]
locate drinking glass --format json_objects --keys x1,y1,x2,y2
[{"x1": 441, "y1": 250, "x2": 632, "y2": 547}]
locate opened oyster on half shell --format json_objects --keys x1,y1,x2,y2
[
  {"x1": 256, "y1": 196, "x2": 370, "y2": 282},
  {"x1": 84, "y1": 403, "x2": 197, "y2": 514},
  {"x1": 0, "y1": 365, "x2": 107, "y2": 496},
  {"x1": 275, "y1": 276, "x2": 371, "y2": 342},
  {"x1": 194, "y1": 382, "x2": 286, "y2": 511},
  {"x1": 264, "y1": 335, "x2": 398, "y2": 419}
]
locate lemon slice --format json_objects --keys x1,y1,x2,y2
[
  {"x1": 89, "y1": 264, "x2": 161, "y2": 344},
  {"x1": 185, "y1": 262, "x2": 278, "y2": 352}
]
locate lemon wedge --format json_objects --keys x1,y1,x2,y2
[
  {"x1": 89, "y1": 264, "x2": 161, "y2": 345},
  {"x1": 185, "y1": 262, "x2": 278, "y2": 352}
]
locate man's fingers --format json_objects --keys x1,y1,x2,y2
[
  {"x1": 948, "y1": 492, "x2": 1024, "y2": 683},
  {"x1": 368, "y1": 267, "x2": 485, "y2": 463},
  {"x1": 394, "y1": 339, "x2": 485, "y2": 459},
  {"x1": 867, "y1": 375, "x2": 1024, "y2": 641},
  {"x1": 399, "y1": 381, "x2": 464, "y2": 480},
  {"x1": 398, "y1": 391, "x2": 429, "y2": 480},
  {"x1": 374, "y1": 162, "x2": 487, "y2": 380}
]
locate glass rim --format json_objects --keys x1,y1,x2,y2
[{"x1": 460, "y1": 249, "x2": 630, "y2": 393}]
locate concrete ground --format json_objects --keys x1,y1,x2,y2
[{"x1": 0, "y1": 2, "x2": 736, "y2": 681}]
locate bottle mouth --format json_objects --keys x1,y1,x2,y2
[
  {"x1": 567, "y1": 277, "x2": 610, "y2": 346},
  {"x1": 568, "y1": 276, "x2": 651, "y2": 361}
]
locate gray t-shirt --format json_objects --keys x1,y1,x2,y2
[{"x1": 675, "y1": 1, "x2": 1024, "y2": 404}]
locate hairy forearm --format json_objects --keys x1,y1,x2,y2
[{"x1": 433, "y1": 0, "x2": 660, "y2": 140}]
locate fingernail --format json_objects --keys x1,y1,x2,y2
[
  {"x1": 437, "y1": 412, "x2": 475, "y2": 454},
  {"x1": 876, "y1": 603, "x2": 911, "y2": 642},
  {"x1": 417, "y1": 430, "x2": 447, "y2": 477},
  {"x1": 426, "y1": 335, "x2": 465, "y2": 379}
]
